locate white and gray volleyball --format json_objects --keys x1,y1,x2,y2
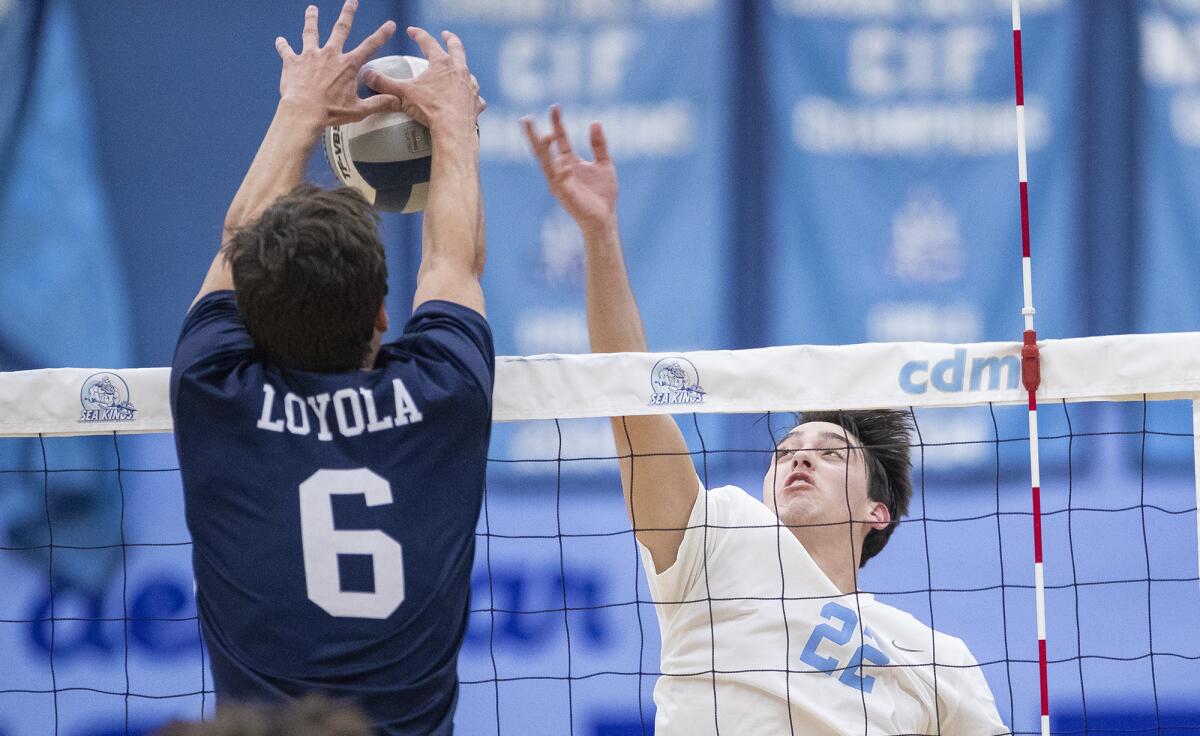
[{"x1": 323, "y1": 55, "x2": 431, "y2": 213}]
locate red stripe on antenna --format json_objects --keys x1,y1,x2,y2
[
  {"x1": 1032, "y1": 486, "x2": 1043, "y2": 562},
  {"x1": 1020, "y1": 182, "x2": 1031, "y2": 257},
  {"x1": 1039, "y1": 639, "x2": 1049, "y2": 714},
  {"x1": 1013, "y1": 30, "x2": 1025, "y2": 105}
]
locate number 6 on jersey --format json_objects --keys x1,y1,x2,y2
[{"x1": 299, "y1": 468, "x2": 405, "y2": 619}]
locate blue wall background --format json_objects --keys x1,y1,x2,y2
[{"x1": 2, "y1": 1, "x2": 1199, "y2": 734}]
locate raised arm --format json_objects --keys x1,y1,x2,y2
[
  {"x1": 523, "y1": 107, "x2": 699, "y2": 573},
  {"x1": 192, "y1": 1, "x2": 399, "y2": 307},
  {"x1": 365, "y1": 28, "x2": 486, "y2": 316}
]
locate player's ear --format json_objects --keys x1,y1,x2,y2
[
  {"x1": 867, "y1": 501, "x2": 891, "y2": 531},
  {"x1": 375, "y1": 303, "x2": 388, "y2": 334}
]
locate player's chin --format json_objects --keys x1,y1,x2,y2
[
  {"x1": 770, "y1": 497, "x2": 810, "y2": 527},
  {"x1": 776, "y1": 511, "x2": 812, "y2": 532},
  {"x1": 764, "y1": 489, "x2": 794, "y2": 516}
]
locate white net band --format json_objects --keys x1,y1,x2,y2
[{"x1": 6, "y1": 331, "x2": 1200, "y2": 437}]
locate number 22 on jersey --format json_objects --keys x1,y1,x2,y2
[
  {"x1": 299, "y1": 468, "x2": 405, "y2": 619},
  {"x1": 799, "y1": 601, "x2": 891, "y2": 693}
]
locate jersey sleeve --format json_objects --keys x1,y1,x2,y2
[
  {"x1": 935, "y1": 639, "x2": 1009, "y2": 735},
  {"x1": 391, "y1": 300, "x2": 495, "y2": 404},
  {"x1": 170, "y1": 291, "x2": 255, "y2": 398},
  {"x1": 637, "y1": 481, "x2": 723, "y2": 610}
]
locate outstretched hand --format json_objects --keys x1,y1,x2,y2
[
  {"x1": 363, "y1": 26, "x2": 484, "y2": 135},
  {"x1": 274, "y1": 1, "x2": 400, "y2": 126},
  {"x1": 523, "y1": 106, "x2": 617, "y2": 238}
]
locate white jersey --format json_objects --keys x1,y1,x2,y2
[{"x1": 639, "y1": 484, "x2": 1009, "y2": 736}]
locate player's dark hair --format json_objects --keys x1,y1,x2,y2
[
  {"x1": 797, "y1": 409, "x2": 914, "y2": 568},
  {"x1": 154, "y1": 694, "x2": 373, "y2": 736},
  {"x1": 225, "y1": 184, "x2": 387, "y2": 372}
]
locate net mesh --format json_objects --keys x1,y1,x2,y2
[{"x1": 1, "y1": 346, "x2": 1198, "y2": 735}]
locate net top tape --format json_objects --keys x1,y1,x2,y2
[{"x1": 3, "y1": 332, "x2": 1198, "y2": 437}]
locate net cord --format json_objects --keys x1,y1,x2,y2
[
  {"x1": 1062, "y1": 399, "x2": 1089, "y2": 733},
  {"x1": 764, "y1": 412, "x2": 796, "y2": 736},
  {"x1": 909, "y1": 410, "x2": 944, "y2": 729},
  {"x1": 989, "y1": 402, "x2": 1017, "y2": 727},
  {"x1": 618, "y1": 416, "x2": 649, "y2": 735},
  {"x1": 113, "y1": 433, "x2": 131, "y2": 731},
  {"x1": 482, "y1": 476, "x2": 501, "y2": 732},
  {"x1": 553, "y1": 419, "x2": 576, "y2": 734},
  {"x1": 1195, "y1": 400, "x2": 1200, "y2": 596},
  {"x1": 38, "y1": 434, "x2": 60, "y2": 735},
  {"x1": 1138, "y1": 399, "x2": 1163, "y2": 726},
  {"x1": 691, "y1": 413, "x2": 721, "y2": 734}
]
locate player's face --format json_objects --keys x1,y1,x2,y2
[{"x1": 761, "y1": 422, "x2": 875, "y2": 535}]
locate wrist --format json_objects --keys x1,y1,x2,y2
[
  {"x1": 580, "y1": 217, "x2": 619, "y2": 246},
  {"x1": 427, "y1": 110, "x2": 480, "y2": 140},
  {"x1": 275, "y1": 97, "x2": 328, "y2": 135},
  {"x1": 431, "y1": 122, "x2": 481, "y2": 154}
]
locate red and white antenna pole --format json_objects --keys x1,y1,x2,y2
[{"x1": 1010, "y1": 2, "x2": 1049, "y2": 735}]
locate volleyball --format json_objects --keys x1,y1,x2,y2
[{"x1": 323, "y1": 55, "x2": 431, "y2": 213}]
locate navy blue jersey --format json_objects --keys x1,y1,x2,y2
[{"x1": 170, "y1": 291, "x2": 493, "y2": 735}]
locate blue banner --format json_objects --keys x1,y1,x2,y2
[
  {"x1": 760, "y1": 0, "x2": 1083, "y2": 475},
  {"x1": 0, "y1": 0, "x2": 44, "y2": 196},
  {"x1": 0, "y1": 0, "x2": 130, "y2": 372},
  {"x1": 1133, "y1": 1, "x2": 1200, "y2": 467},
  {"x1": 0, "y1": 0, "x2": 134, "y2": 594},
  {"x1": 415, "y1": 0, "x2": 732, "y2": 355},
  {"x1": 1138, "y1": 0, "x2": 1200, "y2": 334},
  {"x1": 413, "y1": 0, "x2": 733, "y2": 480}
]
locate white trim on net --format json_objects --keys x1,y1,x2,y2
[{"x1": 3, "y1": 332, "x2": 1200, "y2": 437}]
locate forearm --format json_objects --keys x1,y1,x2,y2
[
  {"x1": 583, "y1": 221, "x2": 696, "y2": 571},
  {"x1": 193, "y1": 3, "x2": 399, "y2": 308},
  {"x1": 421, "y1": 128, "x2": 482, "y2": 275},
  {"x1": 583, "y1": 221, "x2": 647, "y2": 354},
  {"x1": 193, "y1": 100, "x2": 324, "y2": 306},
  {"x1": 223, "y1": 99, "x2": 325, "y2": 242},
  {"x1": 524, "y1": 111, "x2": 695, "y2": 569},
  {"x1": 472, "y1": 165, "x2": 487, "y2": 276}
]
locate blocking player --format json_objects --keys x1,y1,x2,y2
[
  {"x1": 170, "y1": 4, "x2": 489, "y2": 734},
  {"x1": 523, "y1": 107, "x2": 1008, "y2": 735}
]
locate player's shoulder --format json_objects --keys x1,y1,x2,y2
[
  {"x1": 382, "y1": 301, "x2": 494, "y2": 387},
  {"x1": 706, "y1": 484, "x2": 749, "y2": 502},
  {"x1": 704, "y1": 484, "x2": 775, "y2": 525},
  {"x1": 403, "y1": 299, "x2": 492, "y2": 342},
  {"x1": 177, "y1": 290, "x2": 240, "y2": 339},
  {"x1": 171, "y1": 290, "x2": 258, "y2": 393}
]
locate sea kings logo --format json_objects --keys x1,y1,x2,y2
[
  {"x1": 650, "y1": 358, "x2": 705, "y2": 406},
  {"x1": 79, "y1": 373, "x2": 136, "y2": 423}
]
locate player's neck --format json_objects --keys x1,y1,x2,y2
[
  {"x1": 790, "y1": 527, "x2": 863, "y2": 594},
  {"x1": 362, "y1": 345, "x2": 382, "y2": 371},
  {"x1": 362, "y1": 328, "x2": 384, "y2": 370}
]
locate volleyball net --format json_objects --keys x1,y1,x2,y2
[{"x1": 1, "y1": 332, "x2": 1199, "y2": 735}]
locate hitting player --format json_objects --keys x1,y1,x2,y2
[
  {"x1": 170, "y1": 4, "x2": 488, "y2": 734},
  {"x1": 523, "y1": 107, "x2": 1009, "y2": 735}
]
